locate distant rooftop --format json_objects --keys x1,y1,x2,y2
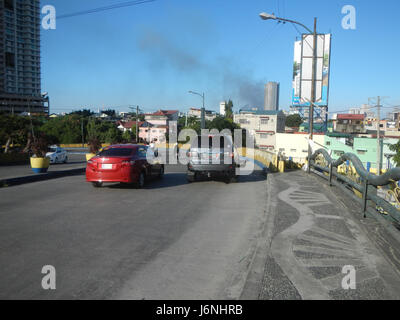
[{"x1": 239, "y1": 109, "x2": 284, "y2": 116}]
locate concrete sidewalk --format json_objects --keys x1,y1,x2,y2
[
  {"x1": 242, "y1": 170, "x2": 400, "y2": 300},
  {"x1": 0, "y1": 153, "x2": 86, "y2": 188}
]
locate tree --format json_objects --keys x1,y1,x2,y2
[
  {"x1": 102, "y1": 109, "x2": 116, "y2": 117},
  {"x1": 285, "y1": 114, "x2": 302, "y2": 128},
  {"x1": 389, "y1": 140, "x2": 400, "y2": 167},
  {"x1": 70, "y1": 109, "x2": 94, "y2": 117},
  {"x1": 0, "y1": 114, "x2": 32, "y2": 153},
  {"x1": 225, "y1": 100, "x2": 233, "y2": 119},
  {"x1": 105, "y1": 127, "x2": 122, "y2": 144},
  {"x1": 122, "y1": 130, "x2": 134, "y2": 143}
]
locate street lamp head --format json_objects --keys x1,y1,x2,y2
[{"x1": 259, "y1": 12, "x2": 277, "y2": 21}]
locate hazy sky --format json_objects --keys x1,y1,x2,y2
[{"x1": 41, "y1": 0, "x2": 400, "y2": 114}]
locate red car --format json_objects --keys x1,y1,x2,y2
[{"x1": 86, "y1": 144, "x2": 164, "y2": 188}]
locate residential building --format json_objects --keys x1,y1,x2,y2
[
  {"x1": 143, "y1": 110, "x2": 179, "y2": 143},
  {"x1": 188, "y1": 107, "x2": 216, "y2": 121},
  {"x1": 0, "y1": 0, "x2": 49, "y2": 114},
  {"x1": 324, "y1": 134, "x2": 397, "y2": 170},
  {"x1": 264, "y1": 82, "x2": 280, "y2": 111},
  {"x1": 333, "y1": 114, "x2": 366, "y2": 134},
  {"x1": 234, "y1": 110, "x2": 285, "y2": 151},
  {"x1": 275, "y1": 132, "x2": 325, "y2": 163}
]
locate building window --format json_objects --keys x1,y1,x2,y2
[
  {"x1": 290, "y1": 149, "x2": 297, "y2": 153},
  {"x1": 5, "y1": 52, "x2": 15, "y2": 68},
  {"x1": 326, "y1": 141, "x2": 331, "y2": 146},
  {"x1": 260, "y1": 118, "x2": 269, "y2": 125},
  {"x1": 357, "y1": 150, "x2": 366, "y2": 155},
  {"x1": 5, "y1": 0, "x2": 14, "y2": 11},
  {"x1": 334, "y1": 150, "x2": 344, "y2": 156}
]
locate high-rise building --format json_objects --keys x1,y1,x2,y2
[
  {"x1": 0, "y1": 0, "x2": 49, "y2": 114},
  {"x1": 220, "y1": 101, "x2": 226, "y2": 116},
  {"x1": 264, "y1": 82, "x2": 279, "y2": 111}
]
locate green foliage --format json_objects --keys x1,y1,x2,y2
[
  {"x1": 88, "y1": 137, "x2": 102, "y2": 154},
  {"x1": 285, "y1": 114, "x2": 302, "y2": 128},
  {"x1": 105, "y1": 127, "x2": 122, "y2": 144},
  {"x1": 31, "y1": 133, "x2": 49, "y2": 158},
  {"x1": 389, "y1": 140, "x2": 400, "y2": 167},
  {"x1": 102, "y1": 109, "x2": 116, "y2": 117},
  {"x1": 70, "y1": 109, "x2": 94, "y2": 117},
  {"x1": 40, "y1": 114, "x2": 82, "y2": 144},
  {"x1": 207, "y1": 116, "x2": 239, "y2": 132},
  {"x1": 122, "y1": 130, "x2": 135, "y2": 143},
  {"x1": 0, "y1": 113, "x2": 33, "y2": 152},
  {"x1": 225, "y1": 100, "x2": 233, "y2": 119}
]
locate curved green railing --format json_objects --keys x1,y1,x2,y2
[{"x1": 309, "y1": 148, "x2": 400, "y2": 227}]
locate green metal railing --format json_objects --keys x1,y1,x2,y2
[{"x1": 309, "y1": 148, "x2": 400, "y2": 226}]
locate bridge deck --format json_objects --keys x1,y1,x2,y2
[{"x1": 243, "y1": 170, "x2": 400, "y2": 300}]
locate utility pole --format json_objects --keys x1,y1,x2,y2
[
  {"x1": 369, "y1": 96, "x2": 389, "y2": 174},
  {"x1": 81, "y1": 117, "x2": 85, "y2": 147},
  {"x1": 185, "y1": 111, "x2": 188, "y2": 127},
  {"x1": 307, "y1": 17, "x2": 318, "y2": 173},
  {"x1": 188, "y1": 91, "x2": 206, "y2": 129},
  {"x1": 376, "y1": 96, "x2": 381, "y2": 174},
  {"x1": 201, "y1": 93, "x2": 205, "y2": 130},
  {"x1": 136, "y1": 105, "x2": 139, "y2": 143}
]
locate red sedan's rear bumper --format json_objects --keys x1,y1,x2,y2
[{"x1": 86, "y1": 165, "x2": 140, "y2": 184}]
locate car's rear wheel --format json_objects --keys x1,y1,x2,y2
[
  {"x1": 136, "y1": 171, "x2": 146, "y2": 189},
  {"x1": 225, "y1": 171, "x2": 237, "y2": 184},
  {"x1": 92, "y1": 182, "x2": 103, "y2": 188},
  {"x1": 64, "y1": 156, "x2": 68, "y2": 163},
  {"x1": 158, "y1": 165, "x2": 164, "y2": 179},
  {"x1": 187, "y1": 171, "x2": 197, "y2": 183}
]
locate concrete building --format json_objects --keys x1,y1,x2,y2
[
  {"x1": 219, "y1": 102, "x2": 226, "y2": 116},
  {"x1": 275, "y1": 133, "x2": 325, "y2": 163},
  {"x1": 234, "y1": 110, "x2": 285, "y2": 151},
  {"x1": 324, "y1": 134, "x2": 397, "y2": 170},
  {"x1": 264, "y1": 82, "x2": 280, "y2": 111},
  {"x1": 0, "y1": 0, "x2": 49, "y2": 114},
  {"x1": 333, "y1": 114, "x2": 366, "y2": 134},
  {"x1": 143, "y1": 110, "x2": 179, "y2": 143},
  {"x1": 188, "y1": 107, "x2": 216, "y2": 121}
]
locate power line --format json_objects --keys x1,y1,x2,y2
[{"x1": 58, "y1": 0, "x2": 156, "y2": 20}]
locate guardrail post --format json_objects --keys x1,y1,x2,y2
[
  {"x1": 329, "y1": 163, "x2": 333, "y2": 186},
  {"x1": 362, "y1": 178, "x2": 369, "y2": 218}
]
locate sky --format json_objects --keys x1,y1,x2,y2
[{"x1": 41, "y1": 0, "x2": 400, "y2": 115}]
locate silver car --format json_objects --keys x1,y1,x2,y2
[
  {"x1": 187, "y1": 134, "x2": 239, "y2": 183},
  {"x1": 46, "y1": 146, "x2": 68, "y2": 164}
]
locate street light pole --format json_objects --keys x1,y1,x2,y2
[
  {"x1": 259, "y1": 12, "x2": 318, "y2": 173},
  {"x1": 308, "y1": 17, "x2": 318, "y2": 173},
  {"x1": 188, "y1": 91, "x2": 206, "y2": 129}
]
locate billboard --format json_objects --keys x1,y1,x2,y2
[{"x1": 292, "y1": 34, "x2": 331, "y2": 107}]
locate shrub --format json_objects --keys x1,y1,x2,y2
[
  {"x1": 88, "y1": 137, "x2": 102, "y2": 154},
  {"x1": 31, "y1": 133, "x2": 49, "y2": 158}
]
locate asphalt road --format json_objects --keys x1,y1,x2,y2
[
  {"x1": 2, "y1": 163, "x2": 400, "y2": 300},
  {"x1": 0, "y1": 164, "x2": 268, "y2": 299}
]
